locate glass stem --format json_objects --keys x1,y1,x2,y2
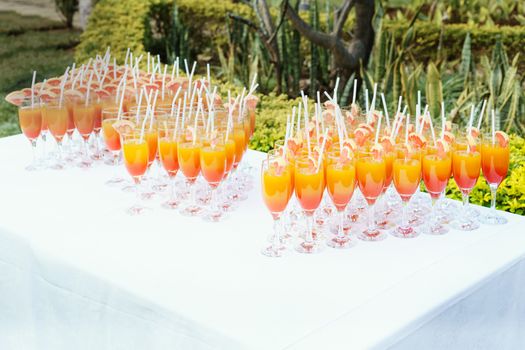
[
  {"x1": 367, "y1": 203, "x2": 375, "y2": 233},
  {"x1": 273, "y1": 216, "x2": 281, "y2": 250},
  {"x1": 338, "y1": 210, "x2": 345, "y2": 239},
  {"x1": 430, "y1": 197, "x2": 437, "y2": 229},
  {"x1": 170, "y1": 176, "x2": 176, "y2": 202},
  {"x1": 134, "y1": 177, "x2": 141, "y2": 205},
  {"x1": 56, "y1": 141, "x2": 63, "y2": 162},
  {"x1": 94, "y1": 133, "x2": 100, "y2": 157},
  {"x1": 461, "y1": 191, "x2": 470, "y2": 219},
  {"x1": 489, "y1": 183, "x2": 498, "y2": 214},
  {"x1": 401, "y1": 200, "x2": 408, "y2": 228},
  {"x1": 31, "y1": 140, "x2": 37, "y2": 166},
  {"x1": 42, "y1": 132, "x2": 47, "y2": 158},
  {"x1": 305, "y1": 213, "x2": 314, "y2": 244},
  {"x1": 190, "y1": 181, "x2": 196, "y2": 207}
]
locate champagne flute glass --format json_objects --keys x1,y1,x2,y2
[
  {"x1": 178, "y1": 125, "x2": 203, "y2": 216},
  {"x1": 261, "y1": 156, "x2": 293, "y2": 257},
  {"x1": 451, "y1": 135, "x2": 481, "y2": 230},
  {"x1": 422, "y1": 142, "x2": 452, "y2": 234},
  {"x1": 158, "y1": 119, "x2": 180, "y2": 209},
  {"x1": 91, "y1": 94, "x2": 104, "y2": 160},
  {"x1": 72, "y1": 96, "x2": 96, "y2": 168},
  {"x1": 18, "y1": 100, "x2": 42, "y2": 171},
  {"x1": 356, "y1": 149, "x2": 387, "y2": 241},
  {"x1": 480, "y1": 131, "x2": 510, "y2": 225},
  {"x1": 390, "y1": 145, "x2": 422, "y2": 238},
  {"x1": 64, "y1": 94, "x2": 77, "y2": 159},
  {"x1": 200, "y1": 131, "x2": 227, "y2": 221},
  {"x1": 121, "y1": 131, "x2": 150, "y2": 215},
  {"x1": 326, "y1": 148, "x2": 357, "y2": 248},
  {"x1": 101, "y1": 108, "x2": 126, "y2": 186},
  {"x1": 42, "y1": 101, "x2": 68, "y2": 170},
  {"x1": 295, "y1": 154, "x2": 325, "y2": 254}
]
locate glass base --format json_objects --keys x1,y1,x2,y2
[
  {"x1": 51, "y1": 162, "x2": 64, "y2": 170},
  {"x1": 162, "y1": 199, "x2": 180, "y2": 210},
  {"x1": 451, "y1": 218, "x2": 480, "y2": 231},
  {"x1": 326, "y1": 235, "x2": 356, "y2": 249},
  {"x1": 466, "y1": 206, "x2": 480, "y2": 219},
  {"x1": 295, "y1": 240, "x2": 324, "y2": 254},
  {"x1": 152, "y1": 183, "x2": 168, "y2": 192},
  {"x1": 105, "y1": 176, "x2": 125, "y2": 186},
  {"x1": 261, "y1": 244, "x2": 286, "y2": 257},
  {"x1": 202, "y1": 209, "x2": 225, "y2": 222},
  {"x1": 479, "y1": 213, "x2": 508, "y2": 225},
  {"x1": 424, "y1": 223, "x2": 449, "y2": 235},
  {"x1": 126, "y1": 204, "x2": 150, "y2": 216},
  {"x1": 77, "y1": 159, "x2": 92, "y2": 168},
  {"x1": 140, "y1": 191, "x2": 156, "y2": 200},
  {"x1": 390, "y1": 225, "x2": 419, "y2": 239},
  {"x1": 357, "y1": 228, "x2": 387, "y2": 242},
  {"x1": 180, "y1": 204, "x2": 203, "y2": 217},
  {"x1": 25, "y1": 164, "x2": 38, "y2": 171}
]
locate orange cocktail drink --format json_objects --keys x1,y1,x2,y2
[
  {"x1": 480, "y1": 131, "x2": 510, "y2": 225},
  {"x1": 294, "y1": 155, "x2": 325, "y2": 253},
  {"x1": 356, "y1": 149, "x2": 386, "y2": 241},
  {"x1": 158, "y1": 119, "x2": 181, "y2": 209},
  {"x1": 422, "y1": 142, "x2": 452, "y2": 235},
  {"x1": 178, "y1": 129, "x2": 203, "y2": 216},
  {"x1": 73, "y1": 101, "x2": 96, "y2": 140},
  {"x1": 326, "y1": 149, "x2": 356, "y2": 248},
  {"x1": 200, "y1": 133, "x2": 228, "y2": 221},
  {"x1": 101, "y1": 111, "x2": 122, "y2": 153},
  {"x1": 121, "y1": 132, "x2": 150, "y2": 215},
  {"x1": 261, "y1": 155, "x2": 293, "y2": 257},
  {"x1": 18, "y1": 101, "x2": 42, "y2": 170},
  {"x1": 451, "y1": 136, "x2": 481, "y2": 231},
  {"x1": 232, "y1": 123, "x2": 246, "y2": 169},
  {"x1": 391, "y1": 145, "x2": 421, "y2": 238}
]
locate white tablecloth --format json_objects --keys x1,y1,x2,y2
[{"x1": 0, "y1": 134, "x2": 524, "y2": 350}]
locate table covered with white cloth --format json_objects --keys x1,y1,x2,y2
[{"x1": 0, "y1": 134, "x2": 524, "y2": 350}]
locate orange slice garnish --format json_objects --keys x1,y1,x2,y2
[
  {"x1": 5, "y1": 90, "x2": 27, "y2": 106},
  {"x1": 112, "y1": 120, "x2": 135, "y2": 135},
  {"x1": 495, "y1": 131, "x2": 509, "y2": 148}
]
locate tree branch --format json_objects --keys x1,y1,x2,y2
[
  {"x1": 267, "y1": 0, "x2": 288, "y2": 45},
  {"x1": 333, "y1": 0, "x2": 355, "y2": 37},
  {"x1": 285, "y1": 2, "x2": 334, "y2": 49},
  {"x1": 227, "y1": 13, "x2": 261, "y2": 33}
]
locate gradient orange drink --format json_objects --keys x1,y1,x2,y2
[
  {"x1": 422, "y1": 146, "x2": 452, "y2": 199},
  {"x1": 159, "y1": 124, "x2": 179, "y2": 177},
  {"x1": 262, "y1": 158, "x2": 293, "y2": 217},
  {"x1": 73, "y1": 100, "x2": 96, "y2": 140},
  {"x1": 18, "y1": 103, "x2": 42, "y2": 141},
  {"x1": 294, "y1": 156, "x2": 325, "y2": 214},
  {"x1": 453, "y1": 143, "x2": 480, "y2": 192},
  {"x1": 224, "y1": 136, "x2": 236, "y2": 175},
  {"x1": 232, "y1": 123, "x2": 246, "y2": 168},
  {"x1": 178, "y1": 139, "x2": 201, "y2": 183},
  {"x1": 481, "y1": 133, "x2": 509, "y2": 185},
  {"x1": 42, "y1": 103, "x2": 68, "y2": 142},
  {"x1": 200, "y1": 141, "x2": 227, "y2": 187},
  {"x1": 393, "y1": 150, "x2": 421, "y2": 201},
  {"x1": 101, "y1": 109, "x2": 122, "y2": 152},
  {"x1": 145, "y1": 127, "x2": 158, "y2": 166},
  {"x1": 122, "y1": 136, "x2": 149, "y2": 178},
  {"x1": 356, "y1": 151, "x2": 385, "y2": 205},
  {"x1": 64, "y1": 96, "x2": 77, "y2": 137},
  {"x1": 326, "y1": 150, "x2": 356, "y2": 211},
  {"x1": 383, "y1": 150, "x2": 395, "y2": 191}
]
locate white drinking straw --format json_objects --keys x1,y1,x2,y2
[
  {"x1": 467, "y1": 104, "x2": 475, "y2": 132},
  {"x1": 316, "y1": 129, "x2": 329, "y2": 173},
  {"x1": 192, "y1": 102, "x2": 202, "y2": 145},
  {"x1": 365, "y1": 89, "x2": 369, "y2": 115},
  {"x1": 173, "y1": 103, "x2": 181, "y2": 141},
  {"x1": 85, "y1": 70, "x2": 94, "y2": 107},
  {"x1": 207, "y1": 63, "x2": 211, "y2": 85},
  {"x1": 291, "y1": 106, "x2": 296, "y2": 138},
  {"x1": 170, "y1": 86, "x2": 182, "y2": 117},
  {"x1": 58, "y1": 67, "x2": 70, "y2": 108},
  {"x1": 134, "y1": 88, "x2": 144, "y2": 122},
  {"x1": 427, "y1": 111, "x2": 437, "y2": 147},
  {"x1": 441, "y1": 101, "x2": 446, "y2": 139},
  {"x1": 162, "y1": 64, "x2": 168, "y2": 99},
  {"x1": 491, "y1": 109, "x2": 496, "y2": 143},
  {"x1": 419, "y1": 105, "x2": 428, "y2": 134},
  {"x1": 117, "y1": 77, "x2": 127, "y2": 118},
  {"x1": 30, "y1": 71, "x2": 36, "y2": 108},
  {"x1": 380, "y1": 92, "x2": 390, "y2": 128},
  {"x1": 477, "y1": 99, "x2": 487, "y2": 130},
  {"x1": 147, "y1": 52, "x2": 150, "y2": 74},
  {"x1": 139, "y1": 112, "x2": 149, "y2": 143},
  {"x1": 181, "y1": 91, "x2": 187, "y2": 130},
  {"x1": 333, "y1": 76, "x2": 340, "y2": 103},
  {"x1": 352, "y1": 78, "x2": 357, "y2": 105},
  {"x1": 374, "y1": 112, "x2": 382, "y2": 145}
]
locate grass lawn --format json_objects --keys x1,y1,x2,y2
[{"x1": 0, "y1": 11, "x2": 79, "y2": 138}]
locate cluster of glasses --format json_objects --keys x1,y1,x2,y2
[
  {"x1": 11, "y1": 50, "x2": 259, "y2": 219},
  {"x1": 260, "y1": 95, "x2": 510, "y2": 257}
]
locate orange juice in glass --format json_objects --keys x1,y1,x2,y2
[
  {"x1": 18, "y1": 101, "x2": 42, "y2": 170},
  {"x1": 391, "y1": 145, "x2": 421, "y2": 238},
  {"x1": 178, "y1": 130, "x2": 203, "y2": 216},
  {"x1": 451, "y1": 135, "x2": 481, "y2": 231},
  {"x1": 326, "y1": 149, "x2": 356, "y2": 248},
  {"x1": 73, "y1": 99, "x2": 96, "y2": 168},
  {"x1": 480, "y1": 131, "x2": 510, "y2": 225},
  {"x1": 200, "y1": 133, "x2": 227, "y2": 221},
  {"x1": 422, "y1": 142, "x2": 452, "y2": 234},
  {"x1": 158, "y1": 120, "x2": 180, "y2": 209},
  {"x1": 232, "y1": 123, "x2": 246, "y2": 169},
  {"x1": 261, "y1": 156, "x2": 293, "y2": 257},
  {"x1": 121, "y1": 132, "x2": 150, "y2": 215},
  {"x1": 42, "y1": 102, "x2": 68, "y2": 169},
  {"x1": 294, "y1": 155, "x2": 325, "y2": 253},
  {"x1": 356, "y1": 148, "x2": 386, "y2": 241}
]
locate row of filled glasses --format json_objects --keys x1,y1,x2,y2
[
  {"x1": 101, "y1": 105, "x2": 254, "y2": 218},
  {"x1": 17, "y1": 93, "x2": 257, "y2": 218},
  {"x1": 260, "y1": 130, "x2": 509, "y2": 257}
]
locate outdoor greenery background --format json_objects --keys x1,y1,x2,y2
[{"x1": 1, "y1": 0, "x2": 525, "y2": 214}]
